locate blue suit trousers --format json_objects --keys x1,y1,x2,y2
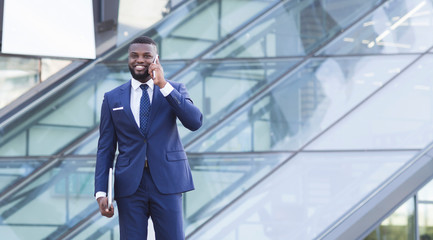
[{"x1": 116, "y1": 167, "x2": 184, "y2": 240}]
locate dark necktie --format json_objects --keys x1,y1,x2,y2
[{"x1": 140, "y1": 84, "x2": 150, "y2": 134}]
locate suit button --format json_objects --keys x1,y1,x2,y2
[{"x1": 143, "y1": 139, "x2": 147, "y2": 143}]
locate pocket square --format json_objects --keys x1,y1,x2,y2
[{"x1": 113, "y1": 107, "x2": 124, "y2": 111}]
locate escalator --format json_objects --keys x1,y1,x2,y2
[{"x1": 0, "y1": 0, "x2": 419, "y2": 239}]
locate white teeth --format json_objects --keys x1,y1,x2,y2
[{"x1": 135, "y1": 66, "x2": 145, "y2": 70}]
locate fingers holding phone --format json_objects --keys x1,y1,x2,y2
[{"x1": 149, "y1": 55, "x2": 166, "y2": 88}]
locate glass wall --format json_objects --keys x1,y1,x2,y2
[
  {"x1": 0, "y1": 56, "x2": 73, "y2": 110},
  {"x1": 3, "y1": 0, "x2": 433, "y2": 239}
]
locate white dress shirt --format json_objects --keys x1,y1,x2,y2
[{"x1": 95, "y1": 77, "x2": 174, "y2": 200}]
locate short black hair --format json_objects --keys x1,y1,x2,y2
[{"x1": 129, "y1": 36, "x2": 157, "y2": 48}]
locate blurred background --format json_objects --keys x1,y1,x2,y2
[{"x1": 0, "y1": 0, "x2": 433, "y2": 239}]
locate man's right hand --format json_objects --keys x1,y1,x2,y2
[{"x1": 97, "y1": 197, "x2": 114, "y2": 218}]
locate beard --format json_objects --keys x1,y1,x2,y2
[{"x1": 129, "y1": 66, "x2": 149, "y2": 81}]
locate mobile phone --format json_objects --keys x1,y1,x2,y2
[{"x1": 152, "y1": 55, "x2": 158, "y2": 80}]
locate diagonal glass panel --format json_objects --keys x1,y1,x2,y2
[
  {"x1": 0, "y1": 157, "x2": 95, "y2": 240},
  {"x1": 189, "y1": 55, "x2": 416, "y2": 152},
  {"x1": 184, "y1": 153, "x2": 290, "y2": 234},
  {"x1": 178, "y1": 59, "x2": 299, "y2": 143},
  {"x1": 307, "y1": 54, "x2": 433, "y2": 150},
  {"x1": 108, "y1": 0, "x2": 280, "y2": 61},
  {"x1": 318, "y1": 0, "x2": 433, "y2": 56},
  {"x1": 189, "y1": 151, "x2": 417, "y2": 240},
  {"x1": 207, "y1": 0, "x2": 384, "y2": 59}
]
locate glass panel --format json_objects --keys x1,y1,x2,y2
[
  {"x1": 0, "y1": 56, "x2": 39, "y2": 109},
  {"x1": 208, "y1": 0, "x2": 383, "y2": 59},
  {"x1": 109, "y1": 0, "x2": 279, "y2": 61},
  {"x1": 419, "y1": 179, "x2": 433, "y2": 201},
  {"x1": 0, "y1": 132, "x2": 27, "y2": 156},
  {"x1": 185, "y1": 153, "x2": 290, "y2": 234},
  {"x1": 319, "y1": 0, "x2": 433, "y2": 55},
  {"x1": 189, "y1": 151, "x2": 416, "y2": 240},
  {"x1": 0, "y1": 157, "x2": 95, "y2": 240},
  {"x1": 0, "y1": 56, "x2": 74, "y2": 110},
  {"x1": 190, "y1": 55, "x2": 415, "y2": 152},
  {"x1": 418, "y1": 177, "x2": 433, "y2": 239},
  {"x1": 0, "y1": 158, "x2": 45, "y2": 192},
  {"x1": 179, "y1": 59, "x2": 299, "y2": 143},
  {"x1": 307, "y1": 54, "x2": 433, "y2": 150},
  {"x1": 72, "y1": 214, "x2": 120, "y2": 240},
  {"x1": 364, "y1": 197, "x2": 415, "y2": 240},
  {"x1": 419, "y1": 203, "x2": 433, "y2": 240}
]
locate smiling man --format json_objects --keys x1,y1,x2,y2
[{"x1": 94, "y1": 36, "x2": 202, "y2": 239}]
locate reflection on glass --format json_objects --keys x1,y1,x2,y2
[
  {"x1": 190, "y1": 56, "x2": 415, "y2": 152},
  {"x1": 0, "y1": 56, "x2": 39, "y2": 109},
  {"x1": 109, "y1": 0, "x2": 279, "y2": 61},
  {"x1": 0, "y1": 158, "x2": 95, "y2": 239},
  {"x1": 178, "y1": 59, "x2": 298, "y2": 144},
  {"x1": 364, "y1": 197, "x2": 415, "y2": 240},
  {"x1": 307, "y1": 55, "x2": 433, "y2": 150},
  {"x1": 0, "y1": 56, "x2": 73, "y2": 110},
  {"x1": 190, "y1": 151, "x2": 415, "y2": 239},
  {"x1": 184, "y1": 153, "x2": 289, "y2": 235},
  {"x1": 319, "y1": 0, "x2": 433, "y2": 55},
  {"x1": 209, "y1": 0, "x2": 383, "y2": 59}
]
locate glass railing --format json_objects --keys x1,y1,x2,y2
[
  {"x1": 189, "y1": 55, "x2": 416, "y2": 152},
  {"x1": 317, "y1": 0, "x2": 433, "y2": 56}
]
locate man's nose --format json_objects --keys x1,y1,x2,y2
[{"x1": 137, "y1": 55, "x2": 145, "y2": 63}]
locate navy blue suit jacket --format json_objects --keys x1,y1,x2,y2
[{"x1": 94, "y1": 80, "x2": 202, "y2": 198}]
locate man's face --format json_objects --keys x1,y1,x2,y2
[{"x1": 128, "y1": 43, "x2": 157, "y2": 82}]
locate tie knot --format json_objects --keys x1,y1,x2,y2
[{"x1": 140, "y1": 84, "x2": 148, "y2": 91}]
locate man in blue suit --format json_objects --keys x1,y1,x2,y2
[{"x1": 94, "y1": 36, "x2": 202, "y2": 239}]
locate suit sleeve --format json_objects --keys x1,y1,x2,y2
[
  {"x1": 94, "y1": 94, "x2": 117, "y2": 195},
  {"x1": 165, "y1": 82, "x2": 203, "y2": 131}
]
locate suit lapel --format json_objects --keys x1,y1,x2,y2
[{"x1": 119, "y1": 81, "x2": 142, "y2": 133}]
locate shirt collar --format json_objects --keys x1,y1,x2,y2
[{"x1": 131, "y1": 77, "x2": 154, "y2": 91}]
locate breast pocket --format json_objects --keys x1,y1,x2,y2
[{"x1": 111, "y1": 109, "x2": 130, "y2": 125}]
